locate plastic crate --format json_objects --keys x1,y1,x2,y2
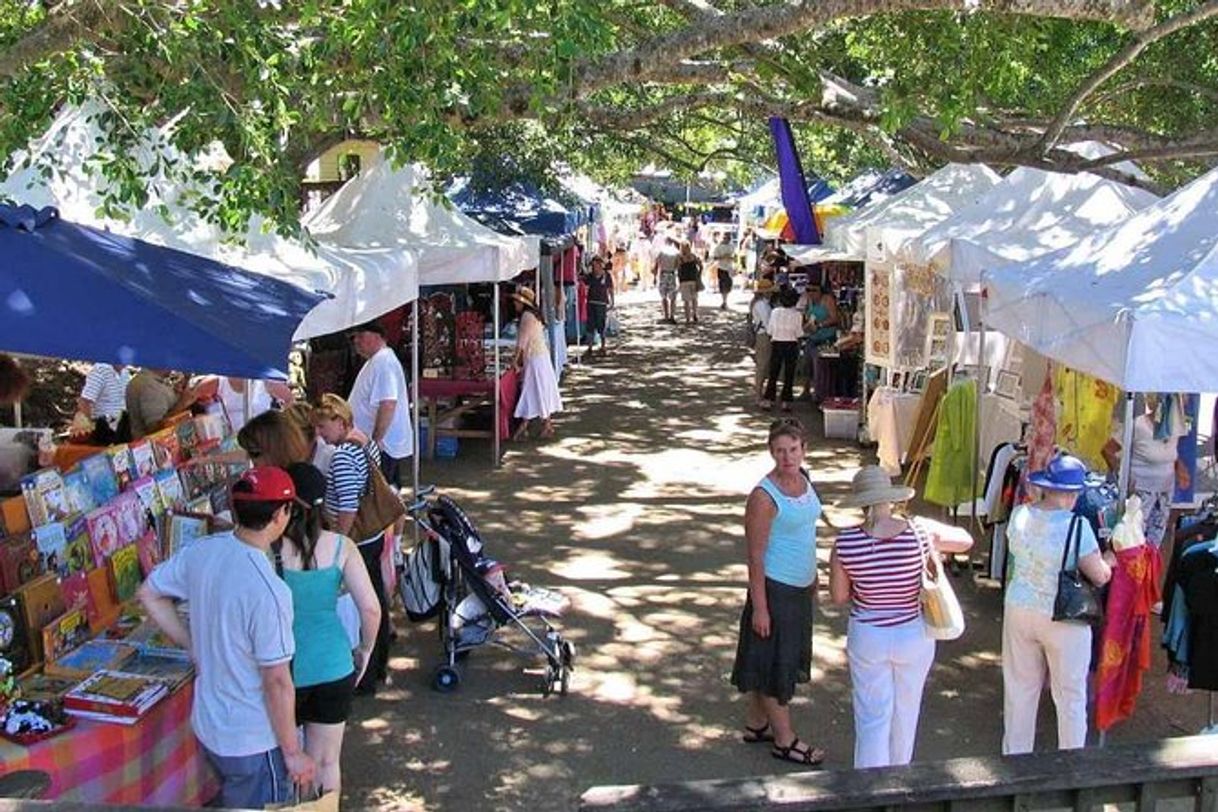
[
  {"x1": 822, "y1": 406, "x2": 859, "y2": 440},
  {"x1": 419, "y1": 426, "x2": 459, "y2": 458}
]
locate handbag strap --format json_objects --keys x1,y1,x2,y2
[
  {"x1": 909, "y1": 517, "x2": 936, "y2": 580},
  {"x1": 1059, "y1": 514, "x2": 1082, "y2": 573}
]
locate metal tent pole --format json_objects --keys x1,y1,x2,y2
[
  {"x1": 493, "y1": 284, "x2": 501, "y2": 467},
  {"x1": 972, "y1": 312, "x2": 985, "y2": 532},
  {"x1": 412, "y1": 298, "x2": 421, "y2": 500},
  {"x1": 1118, "y1": 392, "x2": 1136, "y2": 497}
]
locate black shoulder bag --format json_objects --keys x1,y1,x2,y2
[{"x1": 1052, "y1": 515, "x2": 1104, "y2": 624}]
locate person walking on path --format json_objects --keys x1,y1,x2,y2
[
  {"x1": 761, "y1": 287, "x2": 802, "y2": 412},
  {"x1": 511, "y1": 286, "x2": 563, "y2": 440},
  {"x1": 138, "y1": 467, "x2": 315, "y2": 808},
  {"x1": 676, "y1": 241, "x2": 703, "y2": 325},
  {"x1": 347, "y1": 320, "x2": 413, "y2": 488},
  {"x1": 310, "y1": 394, "x2": 393, "y2": 697},
  {"x1": 276, "y1": 463, "x2": 381, "y2": 797},
  {"x1": 830, "y1": 466, "x2": 973, "y2": 768},
  {"x1": 1002, "y1": 454, "x2": 1114, "y2": 754},
  {"x1": 585, "y1": 256, "x2": 615, "y2": 358},
  {"x1": 711, "y1": 231, "x2": 735, "y2": 310},
  {"x1": 751, "y1": 280, "x2": 775, "y2": 408},
  {"x1": 653, "y1": 237, "x2": 680, "y2": 323},
  {"x1": 731, "y1": 418, "x2": 826, "y2": 767}
]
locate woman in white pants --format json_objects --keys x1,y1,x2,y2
[
  {"x1": 1003, "y1": 454, "x2": 1114, "y2": 754},
  {"x1": 830, "y1": 467, "x2": 973, "y2": 768}
]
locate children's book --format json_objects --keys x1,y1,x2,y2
[
  {"x1": 85, "y1": 566, "x2": 120, "y2": 632},
  {"x1": 175, "y1": 419, "x2": 199, "y2": 460},
  {"x1": 63, "y1": 515, "x2": 92, "y2": 575},
  {"x1": 119, "y1": 652, "x2": 194, "y2": 693},
  {"x1": 85, "y1": 503, "x2": 122, "y2": 568},
  {"x1": 32, "y1": 522, "x2": 68, "y2": 577},
  {"x1": 108, "y1": 544, "x2": 141, "y2": 604},
  {"x1": 41, "y1": 608, "x2": 91, "y2": 665},
  {"x1": 164, "y1": 513, "x2": 211, "y2": 558},
  {"x1": 153, "y1": 469, "x2": 187, "y2": 513},
  {"x1": 18, "y1": 672, "x2": 81, "y2": 703},
  {"x1": 64, "y1": 669, "x2": 167, "y2": 721},
  {"x1": 106, "y1": 445, "x2": 134, "y2": 491},
  {"x1": 60, "y1": 570, "x2": 97, "y2": 627},
  {"x1": 20, "y1": 468, "x2": 70, "y2": 527},
  {"x1": 148, "y1": 428, "x2": 181, "y2": 470},
  {"x1": 45, "y1": 640, "x2": 136, "y2": 679},
  {"x1": 131, "y1": 476, "x2": 164, "y2": 518},
  {"x1": 16, "y1": 573, "x2": 66, "y2": 663},
  {"x1": 61, "y1": 470, "x2": 95, "y2": 516},
  {"x1": 0, "y1": 534, "x2": 41, "y2": 594},
  {"x1": 136, "y1": 530, "x2": 161, "y2": 578},
  {"x1": 0, "y1": 495, "x2": 30, "y2": 537},
  {"x1": 186, "y1": 494, "x2": 213, "y2": 516},
  {"x1": 112, "y1": 491, "x2": 148, "y2": 548},
  {"x1": 79, "y1": 453, "x2": 120, "y2": 507},
  {"x1": 127, "y1": 439, "x2": 156, "y2": 480}
]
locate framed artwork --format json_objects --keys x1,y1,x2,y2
[
  {"x1": 925, "y1": 313, "x2": 953, "y2": 369},
  {"x1": 995, "y1": 369, "x2": 1022, "y2": 400},
  {"x1": 910, "y1": 370, "x2": 929, "y2": 394}
]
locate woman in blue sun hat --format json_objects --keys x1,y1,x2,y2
[{"x1": 1002, "y1": 453, "x2": 1115, "y2": 755}]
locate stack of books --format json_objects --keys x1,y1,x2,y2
[{"x1": 63, "y1": 670, "x2": 168, "y2": 725}]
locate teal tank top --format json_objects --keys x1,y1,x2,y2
[
  {"x1": 758, "y1": 476, "x2": 820, "y2": 587},
  {"x1": 804, "y1": 301, "x2": 836, "y2": 345},
  {"x1": 282, "y1": 536, "x2": 354, "y2": 688}
]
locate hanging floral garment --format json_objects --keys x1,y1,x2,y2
[{"x1": 1096, "y1": 544, "x2": 1162, "y2": 731}]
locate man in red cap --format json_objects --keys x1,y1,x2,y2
[{"x1": 138, "y1": 467, "x2": 315, "y2": 807}]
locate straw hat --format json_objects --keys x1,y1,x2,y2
[
  {"x1": 511, "y1": 286, "x2": 538, "y2": 309},
  {"x1": 838, "y1": 465, "x2": 916, "y2": 508},
  {"x1": 755, "y1": 278, "x2": 775, "y2": 293}
]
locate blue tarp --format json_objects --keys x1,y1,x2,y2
[
  {"x1": 824, "y1": 168, "x2": 916, "y2": 210},
  {"x1": 450, "y1": 179, "x2": 587, "y2": 238},
  {"x1": 808, "y1": 178, "x2": 835, "y2": 203},
  {"x1": 0, "y1": 204, "x2": 323, "y2": 379}
]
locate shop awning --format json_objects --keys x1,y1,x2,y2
[
  {"x1": 0, "y1": 205, "x2": 322, "y2": 379},
  {"x1": 984, "y1": 166, "x2": 1218, "y2": 393}
]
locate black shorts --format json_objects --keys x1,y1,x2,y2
[{"x1": 295, "y1": 672, "x2": 356, "y2": 725}]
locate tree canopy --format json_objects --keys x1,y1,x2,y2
[{"x1": 0, "y1": 0, "x2": 1215, "y2": 233}]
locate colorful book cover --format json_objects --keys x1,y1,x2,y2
[
  {"x1": 112, "y1": 491, "x2": 149, "y2": 548},
  {"x1": 45, "y1": 640, "x2": 135, "y2": 679},
  {"x1": 63, "y1": 515, "x2": 92, "y2": 575},
  {"x1": 148, "y1": 428, "x2": 181, "y2": 470},
  {"x1": 18, "y1": 672, "x2": 81, "y2": 703},
  {"x1": 85, "y1": 503, "x2": 123, "y2": 568},
  {"x1": 60, "y1": 570, "x2": 97, "y2": 626},
  {"x1": 0, "y1": 495, "x2": 31, "y2": 537},
  {"x1": 107, "y1": 445, "x2": 134, "y2": 491},
  {"x1": 186, "y1": 494, "x2": 213, "y2": 516},
  {"x1": 20, "y1": 468, "x2": 70, "y2": 527},
  {"x1": 208, "y1": 481, "x2": 232, "y2": 516},
  {"x1": 0, "y1": 534, "x2": 41, "y2": 593},
  {"x1": 41, "y1": 607, "x2": 91, "y2": 665},
  {"x1": 61, "y1": 470, "x2": 96, "y2": 516},
  {"x1": 108, "y1": 544, "x2": 141, "y2": 603},
  {"x1": 175, "y1": 419, "x2": 199, "y2": 460},
  {"x1": 136, "y1": 530, "x2": 161, "y2": 578},
  {"x1": 131, "y1": 476, "x2": 164, "y2": 518},
  {"x1": 166, "y1": 513, "x2": 210, "y2": 558},
  {"x1": 127, "y1": 439, "x2": 157, "y2": 480},
  {"x1": 32, "y1": 522, "x2": 68, "y2": 576},
  {"x1": 119, "y1": 652, "x2": 194, "y2": 692},
  {"x1": 153, "y1": 469, "x2": 187, "y2": 512},
  {"x1": 194, "y1": 410, "x2": 229, "y2": 443},
  {"x1": 79, "y1": 452, "x2": 120, "y2": 507},
  {"x1": 16, "y1": 573, "x2": 67, "y2": 662}
]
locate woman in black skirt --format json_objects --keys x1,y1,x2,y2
[{"x1": 731, "y1": 418, "x2": 826, "y2": 765}]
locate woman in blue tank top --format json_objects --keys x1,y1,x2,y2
[
  {"x1": 730, "y1": 418, "x2": 826, "y2": 766},
  {"x1": 278, "y1": 464, "x2": 382, "y2": 796}
]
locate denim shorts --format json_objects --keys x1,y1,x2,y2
[{"x1": 205, "y1": 746, "x2": 292, "y2": 808}]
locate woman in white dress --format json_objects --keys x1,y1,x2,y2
[{"x1": 511, "y1": 286, "x2": 563, "y2": 440}]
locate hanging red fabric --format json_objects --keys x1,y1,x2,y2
[{"x1": 1095, "y1": 544, "x2": 1162, "y2": 731}]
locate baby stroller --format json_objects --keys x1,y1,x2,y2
[{"x1": 402, "y1": 486, "x2": 576, "y2": 695}]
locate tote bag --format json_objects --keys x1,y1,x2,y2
[
  {"x1": 348, "y1": 443, "x2": 406, "y2": 542},
  {"x1": 915, "y1": 521, "x2": 966, "y2": 641}
]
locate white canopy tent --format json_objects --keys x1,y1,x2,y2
[
  {"x1": 0, "y1": 103, "x2": 417, "y2": 340},
  {"x1": 984, "y1": 165, "x2": 1218, "y2": 395},
  {"x1": 304, "y1": 152, "x2": 542, "y2": 467},
  {"x1": 899, "y1": 167, "x2": 1159, "y2": 287},
  {"x1": 788, "y1": 163, "x2": 1001, "y2": 265}
]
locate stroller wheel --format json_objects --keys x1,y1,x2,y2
[
  {"x1": 542, "y1": 666, "x2": 556, "y2": 697},
  {"x1": 561, "y1": 640, "x2": 576, "y2": 668},
  {"x1": 432, "y1": 664, "x2": 462, "y2": 693},
  {"x1": 559, "y1": 664, "x2": 571, "y2": 696}
]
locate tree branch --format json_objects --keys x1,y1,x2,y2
[
  {"x1": 1036, "y1": 0, "x2": 1218, "y2": 153},
  {"x1": 0, "y1": 0, "x2": 129, "y2": 79}
]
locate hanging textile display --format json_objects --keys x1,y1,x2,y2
[
  {"x1": 1054, "y1": 367, "x2": 1120, "y2": 470},
  {"x1": 924, "y1": 377, "x2": 978, "y2": 507},
  {"x1": 1019, "y1": 367, "x2": 1058, "y2": 504},
  {"x1": 1095, "y1": 533, "x2": 1162, "y2": 731}
]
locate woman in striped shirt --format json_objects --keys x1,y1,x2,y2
[{"x1": 830, "y1": 466, "x2": 973, "y2": 768}]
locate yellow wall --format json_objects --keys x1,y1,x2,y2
[{"x1": 305, "y1": 139, "x2": 382, "y2": 182}]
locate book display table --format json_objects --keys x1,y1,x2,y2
[{"x1": 0, "y1": 684, "x2": 217, "y2": 806}]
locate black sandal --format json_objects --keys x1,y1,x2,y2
[
  {"x1": 742, "y1": 722, "x2": 774, "y2": 744},
  {"x1": 771, "y1": 738, "x2": 825, "y2": 766}
]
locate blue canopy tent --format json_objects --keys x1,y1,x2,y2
[
  {"x1": 822, "y1": 168, "x2": 916, "y2": 210},
  {"x1": 449, "y1": 179, "x2": 587, "y2": 239},
  {"x1": 0, "y1": 205, "x2": 324, "y2": 379}
]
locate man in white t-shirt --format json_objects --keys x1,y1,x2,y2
[
  {"x1": 74, "y1": 363, "x2": 130, "y2": 443},
  {"x1": 710, "y1": 231, "x2": 736, "y2": 310},
  {"x1": 349, "y1": 320, "x2": 413, "y2": 487},
  {"x1": 139, "y1": 467, "x2": 314, "y2": 808}
]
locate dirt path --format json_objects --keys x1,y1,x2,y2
[{"x1": 341, "y1": 291, "x2": 1213, "y2": 811}]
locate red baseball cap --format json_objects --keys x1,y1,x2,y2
[{"x1": 231, "y1": 466, "x2": 297, "y2": 502}]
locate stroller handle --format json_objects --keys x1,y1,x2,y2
[{"x1": 406, "y1": 484, "x2": 437, "y2": 516}]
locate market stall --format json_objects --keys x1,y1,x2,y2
[{"x1": 305, "y1": 154, "x2": 539, "y2": 466}]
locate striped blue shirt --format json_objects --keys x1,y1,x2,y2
[{"x1": 324, "y1": 440, "x2": 382, "y2": 521}]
